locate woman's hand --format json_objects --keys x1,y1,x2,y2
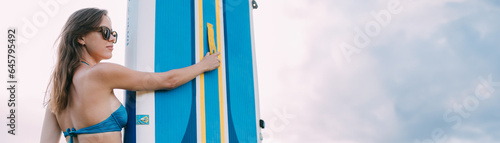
[{"x1": 199, "y1": 52, "x2": 221, "y2": 71}]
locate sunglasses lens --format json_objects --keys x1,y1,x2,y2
[
  {"x1": 98, "y1": 26, "x2": 117, "y2": 43},
  {"x1": 99, "y1": 27, "x2": 108, "y2": 40},
  {"x1": 112, "y1": 31, "x2": 118, "y2": 43},
  {"x1": 105, "y1": 28, "x2": 111, "y2": 40}
]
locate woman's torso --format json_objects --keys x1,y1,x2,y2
[{"x1": 55, "y1": 65, "x2": 124, "y2": 143}]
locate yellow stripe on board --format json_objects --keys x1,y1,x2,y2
[
  {"x1": 198, "y1": 0, "x2": 206, "y2": 142},
  {"x1": 215, "y1": 0, "x2": 225, "y2": 143}
]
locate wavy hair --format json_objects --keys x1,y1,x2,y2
[{"x1": 46, "y1": 8, "x2": 107, "y2": 113}]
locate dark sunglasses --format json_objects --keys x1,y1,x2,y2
[{"x1": 93, "y1": 26, "x2": 117, "y2": 43}]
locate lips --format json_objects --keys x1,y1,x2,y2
[{"x1": 106, "y1": 45, "x2": 114, "y2": 50}]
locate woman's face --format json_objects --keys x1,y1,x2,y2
[{"x1": 81, "y1": 15, "x2": 116, "y2": 61}]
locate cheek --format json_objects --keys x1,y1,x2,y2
[
  {"x1": 85, "y1": 42, "x2": 107, "y2": 55},
  {"x1": 85, "y1": 36, "x2": 106, "y2": 49}
]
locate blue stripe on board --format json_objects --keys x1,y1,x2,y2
[
  {"x1": 181, "y1": 0, "x2": 197, "y2": 142},
  {"x1": 155, "y1": 0, "x2": 197, "y2": 142},
  {"x1": 124, "y1": 90, "x2": 137, "y2": 143},
  {"x1": 203, "y1": 0, "x2": 221, "y2": 142},
  {"x1": 222, "y1": 2, "x2": 238, "y2": 143},
  {"x1": 223, "y1": 0, "x2": 258, "y2": 142}
]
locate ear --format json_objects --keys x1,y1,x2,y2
[{"x1": 77, "y1": 36, "x2": 85, "y2": 45}]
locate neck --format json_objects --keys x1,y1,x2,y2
[{"x1": 80, "y1": 49, "x2": 100, "y2": 66}]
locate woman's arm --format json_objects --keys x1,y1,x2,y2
[
  {"x1": 92, "y1": 52, "x2": 220, "y2": 91},
  {"x1": 40, "y1": 106, "x2": 61, "y2": 143}
]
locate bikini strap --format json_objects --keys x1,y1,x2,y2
[{"x1": 64, "y1": 128, "x2": 77, "y2": 143}]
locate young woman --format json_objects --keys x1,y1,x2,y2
[{"x1": 40, "y1": 8, "x2": 220, "y2": 143}]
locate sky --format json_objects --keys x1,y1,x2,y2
[{"x1": 2, "y1": 0, "x2": 500, "y2": 143}]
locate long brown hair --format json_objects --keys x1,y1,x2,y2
[{"x1": 46, "y1": 8, "x2": 107, "y2": 113}]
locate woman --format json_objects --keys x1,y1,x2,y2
[{"x1": 40, "y1": 8, "x2": 220, "y2": 143}]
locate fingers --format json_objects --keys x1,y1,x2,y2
[
  {"x1": 214, "y1": 52, "x2": 221, "y2": 63},
  {"x1": 203, "y1": 52, "x2": 221, "y2": 64},
  {"x1": 205, "y1": 52, "x2": 220, "y2": 56}
]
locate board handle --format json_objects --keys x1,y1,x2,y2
[{"x1": 207, "y1": 23, "x2": 217, "y2": 54}]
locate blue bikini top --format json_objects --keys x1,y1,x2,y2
[{"x1": 63, "y1": 104, "x2": 127, "y2": 143}]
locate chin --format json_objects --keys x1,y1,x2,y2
[
  {"x1": 102, "y1": 54, "x2": 112, "y2": 60},
  {"x1": 105, "y1": 52, "x2": 113, "y2": 59}
]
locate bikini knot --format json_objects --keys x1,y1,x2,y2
[{"x1": 66, "y1": 128, "x2": 77, "y2": 136}]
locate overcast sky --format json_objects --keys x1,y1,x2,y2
[
  {"x1": 256, "y1": 0, "x2": 500, "y2": 143},
  {"x1": 2, "y1": 0, "x2": 500, "y2": 143}
]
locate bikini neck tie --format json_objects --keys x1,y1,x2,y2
[{"x1": 81, "y1": 60, "x2": 89, "y2": 66}]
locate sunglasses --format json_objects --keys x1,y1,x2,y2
[{"x1": 93, "y1": 26, "x2": 118, "y2": 44}]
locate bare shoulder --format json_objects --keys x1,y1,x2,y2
[
  {"x1": 83, "y1": 63, "x2": 126, "y2": 85},
  {"x1": 91, "y1": 62, "x2": 125, "y2": 71},
  {"x1": 88, "y1": 62, "x2": 127, "y2": 76},
  {"x1": 86, "y1": 62, "x2": 148, "y2": 90}
]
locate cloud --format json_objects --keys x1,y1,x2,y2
[{"x1": 256, "y1": 0, "x2": 500, "y2": 143}]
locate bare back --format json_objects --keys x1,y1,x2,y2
[{"x1": 55, "y1": 65, "x2": 124, "y2": 143}]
